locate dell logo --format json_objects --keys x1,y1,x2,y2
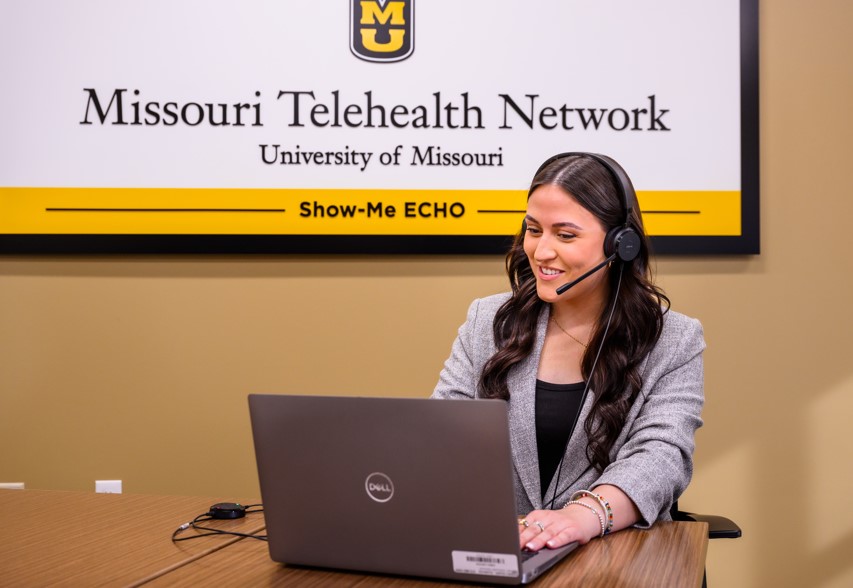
[{"x1": 365, "y1": 472, "x2": 395, "y2": 502}]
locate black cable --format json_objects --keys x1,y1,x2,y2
[
  {"x1": 171, "y1": 505, "x2": 267, "y2": 542},
  {"x1": 545, "y1": 263, "x2": 624, "y2": 510}
]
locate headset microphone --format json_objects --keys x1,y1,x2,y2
[{"x1": 555, "y1": 253, "x2": 617, "y2": 295}]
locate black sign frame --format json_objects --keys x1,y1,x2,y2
[{"x1": 0, "y1": 0, "x2": 758, "y2": 256}]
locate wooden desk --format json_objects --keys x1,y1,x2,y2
[
  {"x1": 0, "y1": 489, "x2": 707, "y2": 587},
  {"x1": 0, "y1": 489, "x2": 264, "y2": 587},
  {"x1": 148, "y1": 520, "x2": 709, "y2": 587}
]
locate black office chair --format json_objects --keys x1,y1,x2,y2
[
  {"x1": 671, "y1": 501, "x2": 741, "y2": 588},
  {"x1": 671, "y1": 501, "x2": 742, "y2": 539}
]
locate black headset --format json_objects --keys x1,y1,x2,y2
[{"x1": 533, "y1": 152, "x2": 642, "y2": 264}]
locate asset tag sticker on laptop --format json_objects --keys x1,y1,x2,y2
[{"x1": 451, "y1": 550, "x2": 519, "y2": 577}]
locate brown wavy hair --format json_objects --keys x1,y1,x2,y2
[{"x1": 478, "y1": 154, "x2": 670, "y2": 472}]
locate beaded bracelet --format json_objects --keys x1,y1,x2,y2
[
  {"x1": 569, "y1": 490, "x2": 614, "y2": 535},
  {"x1": 563, "y1": 500, "x2": 606, "y2": 537}
]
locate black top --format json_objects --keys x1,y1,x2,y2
[{"x1": 535, "y1": 379, "x2": 586, "y2": 502}]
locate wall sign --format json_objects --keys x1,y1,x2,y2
[{"x1": 0, "y1": 0, "x2": 758, "y2": 254}]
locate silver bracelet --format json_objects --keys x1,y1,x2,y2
[
  {"x1": 563, "y1": 500, "x2": 606, "y2": 537},
  {"x1": 570, "y1": 490, "x2": 614, "y2": 534}
]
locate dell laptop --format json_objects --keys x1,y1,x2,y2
[{"x1": 248, "y1": 394, "x2": 577, "y2": 584}]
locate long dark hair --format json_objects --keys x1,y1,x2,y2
[{"x1": 478, "y1": 154, "x2": 670, "y2": 472}]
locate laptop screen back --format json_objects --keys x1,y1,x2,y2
[{"x1": 248, "y1": 394, "x2": 530, "y2": 584}]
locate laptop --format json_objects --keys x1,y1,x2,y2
[{"x1": 248, "y1": 394, "x2": 577, "y2": 584}]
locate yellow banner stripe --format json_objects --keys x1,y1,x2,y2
[
  {"x1": 0, "y1": 187, "x2": 740, "y2": 236},
  {"x1": 638, "y1": 190, "x2": 741, "y2": 236}
]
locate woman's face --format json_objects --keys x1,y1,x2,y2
[{"x1": 523, "y1": 184, "x2": 609, "y2": 306}]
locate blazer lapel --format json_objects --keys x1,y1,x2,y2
[{"x1": 506, "y1": 308, "x2": 550, "y2": 509}]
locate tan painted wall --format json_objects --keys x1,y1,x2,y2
[{"x1": 1, "y1": 1, "x2": 851, "y2": 586}]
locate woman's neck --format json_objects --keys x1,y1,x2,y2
[{"x1": 548, "y1": 292, "x2": 608, "y2": 329}]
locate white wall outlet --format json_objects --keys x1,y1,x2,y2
[
  {"x1": 95, "y1": 480, "x2": 122, "y2": 494},
  {"x1": 0, "y1": 482, "x2": 25, "y2": 490}
]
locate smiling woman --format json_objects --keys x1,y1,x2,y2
[{"x1": 432, "y1": 152, "x2": 705, "y2": 554}]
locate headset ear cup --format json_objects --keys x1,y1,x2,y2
[
  {"x1": 604, "y1": 227, "x2": 619, "y2": 258},
  {"x1": 605, "y1": 227, "x2": 641, "y2": 262}
]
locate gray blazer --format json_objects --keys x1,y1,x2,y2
[{"x1": 431, "y1": 292, "x2": 705, "y2": 526}]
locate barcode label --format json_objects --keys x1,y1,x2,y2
[
  {"x1": 452, "y1": 550, "x2": 519, "y2": 577},
  {"x1": 467, "y1": 555, "x2": 506, "y2": 564}
]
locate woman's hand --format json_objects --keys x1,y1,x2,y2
[
  {"x1": 518, "y1": 504, "x2": 601, "y2": 551},
  {"x1": 519, "y1": 485, "x2": 641, "y2": 551}
]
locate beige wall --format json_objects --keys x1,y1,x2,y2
[{"x1": 1, "y1": 1, "x2": 851, "y2": 586}]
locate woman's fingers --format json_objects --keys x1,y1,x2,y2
[{"x1": 518, "y1": 509, "x2": 593, "y2": 551}]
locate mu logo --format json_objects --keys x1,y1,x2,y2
[{"x1": 350, "y1": 0, "x2": 414, "y2": 63}]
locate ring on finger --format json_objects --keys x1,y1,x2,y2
[
  {"x1": 534, "y1": 521, "x2": 545, "y2": 532},
  {"x1": 519, "y1": 518, "x2": 529, "y2": 527}
]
